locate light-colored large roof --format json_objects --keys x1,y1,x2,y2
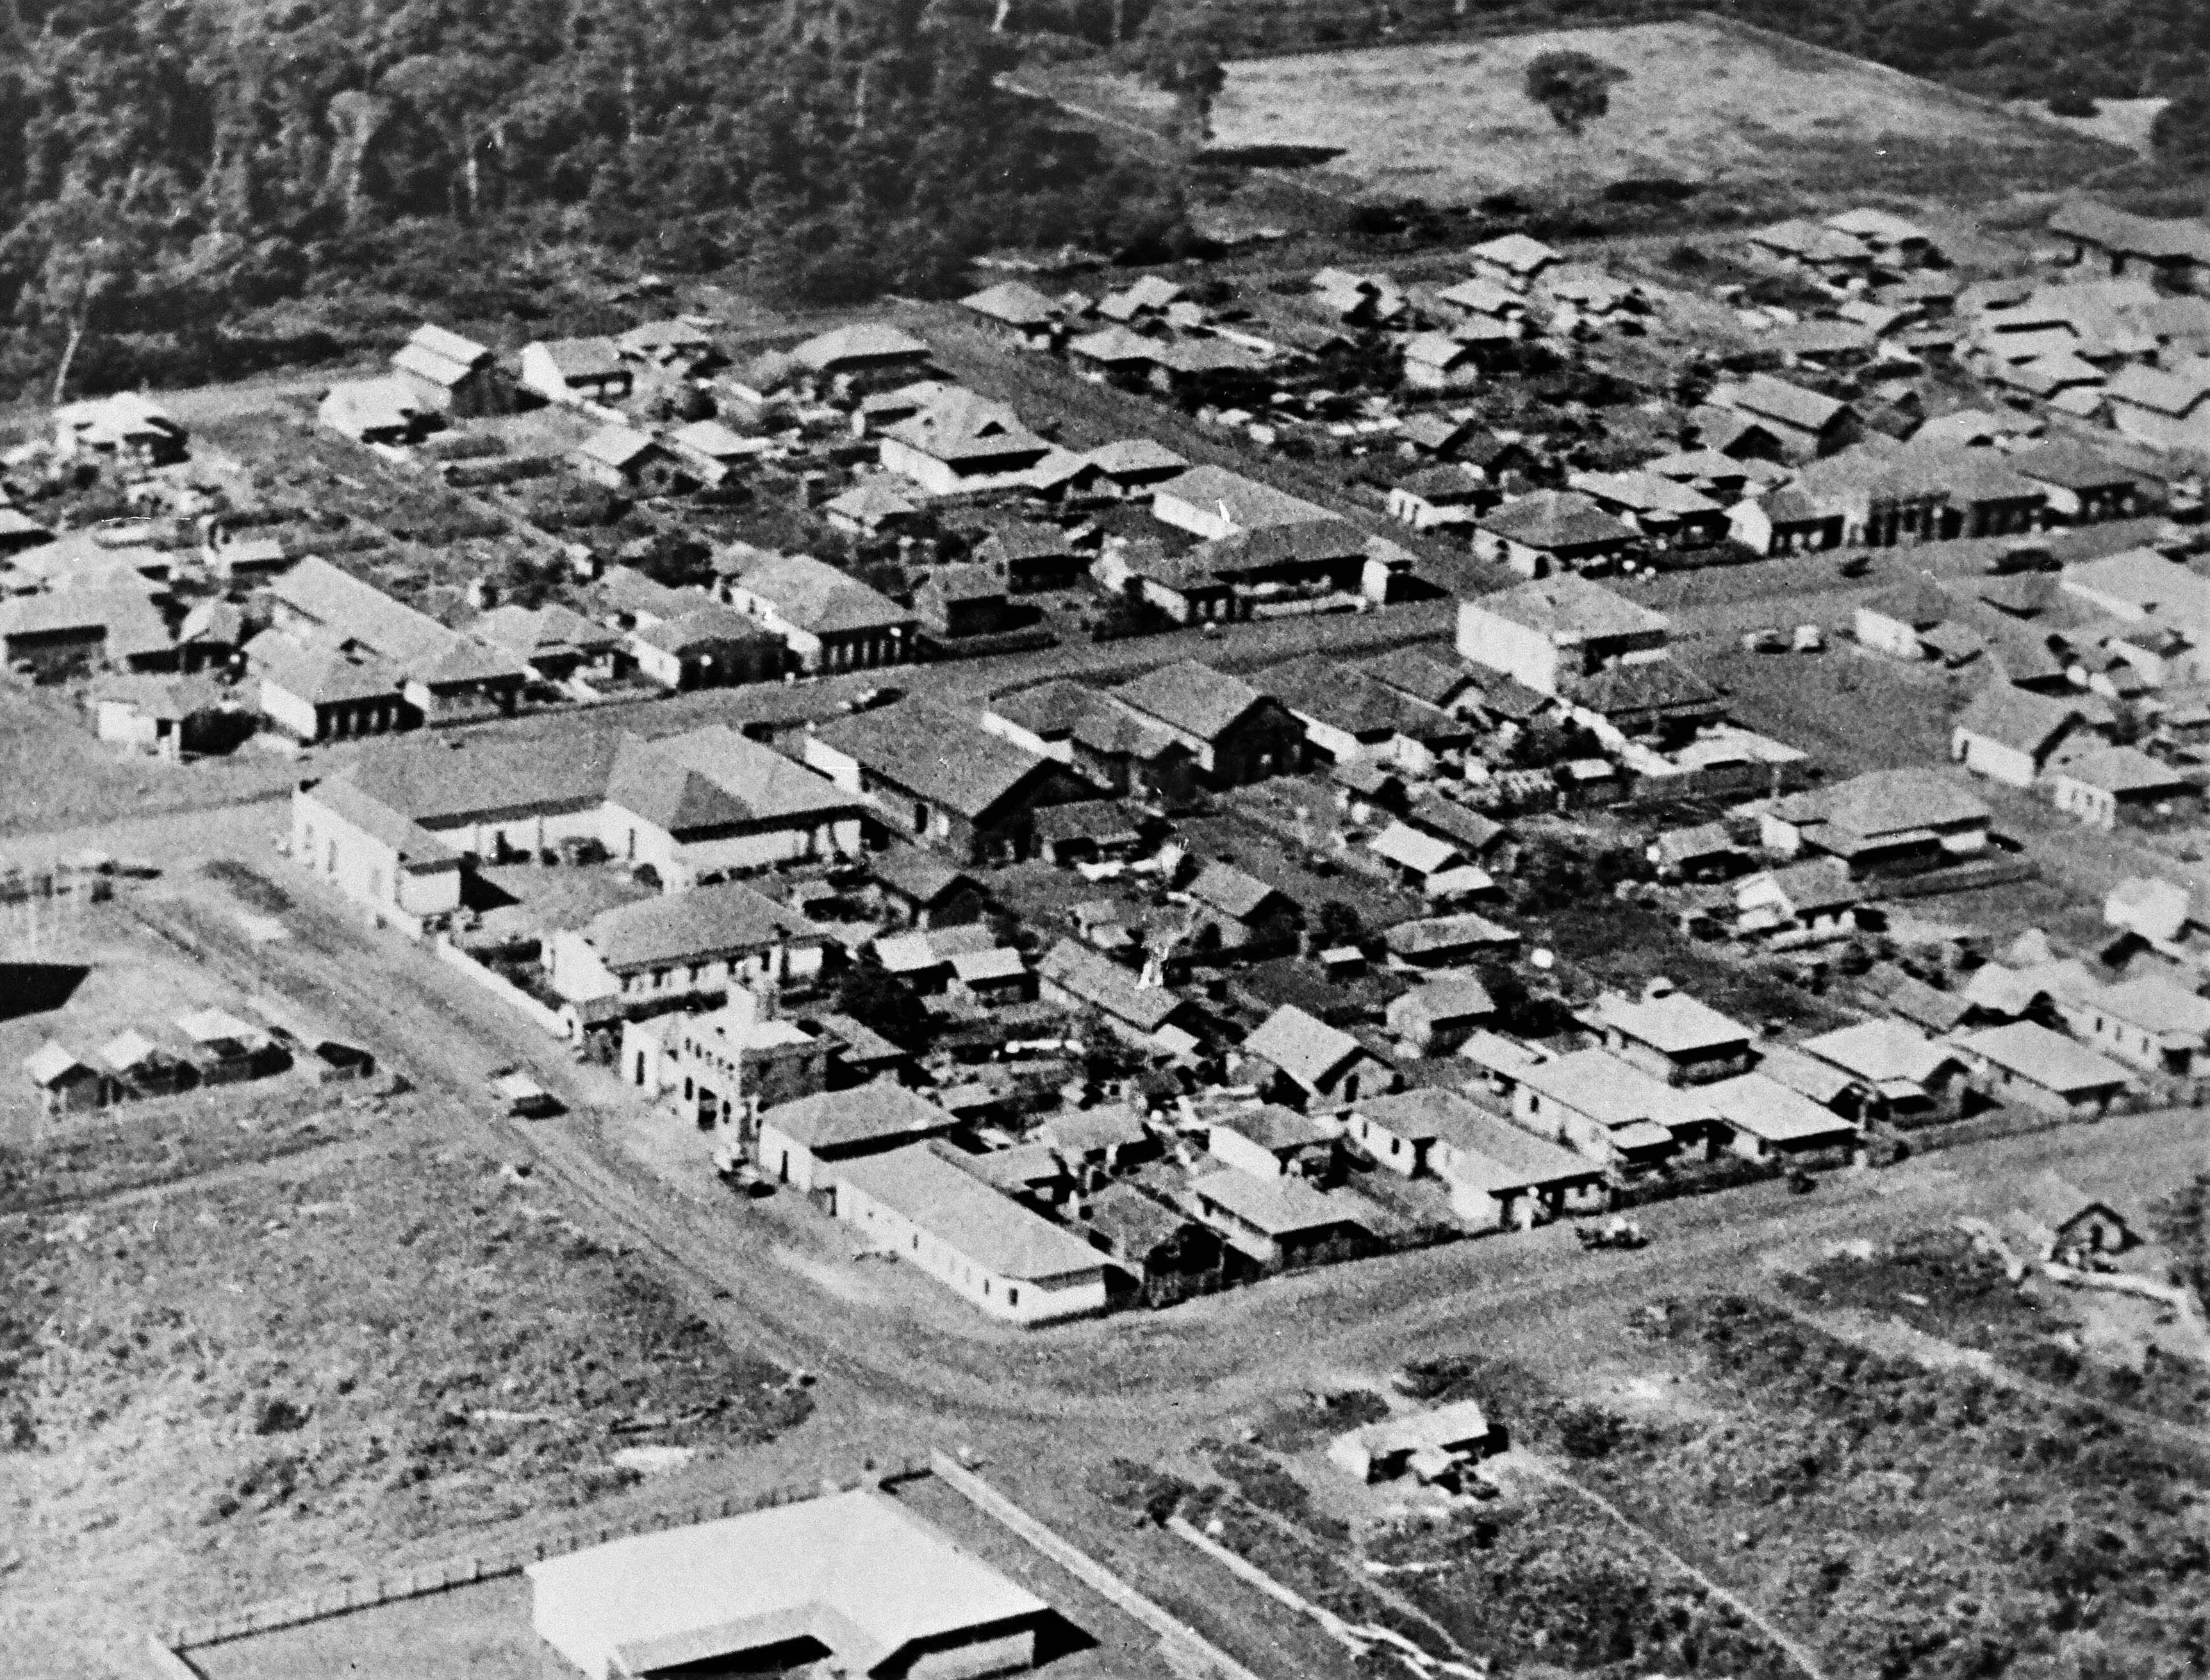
[
  {"x1": 793, "y1": 323, "x2": 931, "y2": 372},
  {"x1": 1957, "y1": 1021, "x2": 2131, "y2": 1094},
  {"x1": 525, "y1": 1487, "x2": 1047, "y2": 1680},
  {"x1": 1589, "y1": 987, "x2": 1752, "y2": 1055},
  {"x1": 1154, "y1": 465, "x2": 1335, "y2": 532},
  {"x1": 1467, "y1": 574, "x2": 1668, "y2": 645},
  {"x1": 838, "y1": 1142, "x2": 1105, "y2": 1279},
  {"x1": 1703, "y1": 1073, "x2": 1857, "y2": 1146},
  {"x1": 1191, "y1": 1169, "x2": 1368, "y2": 1236},
  {"x1": 1799, "y1": 1019, "x2": 1959, "y2": 1089},
  {"x1": 1517, "y1": 1048, "x2": 1713, "y2": 1132},
  {"x1": 1352, "y1": 1089, "x2": 1593, "y2": 1189}
]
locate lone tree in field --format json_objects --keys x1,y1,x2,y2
[{"x1": 1524, "y1": 49, "x2": 1628, "y2": 135}]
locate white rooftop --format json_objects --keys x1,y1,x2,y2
[{"x1": 527, "y1": 1488, "x2": 1048, "y2": 1680}]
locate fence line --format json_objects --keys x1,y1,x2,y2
[
  {"x1": 162, "y1": 1458, "x2": 928, "y2": 1655},
  {"x1": 930, "y1": 1452, "x2": 1272, "y2": 1680},
  {"x1": 433, "y1": 936, "x2": 570, "y2": 1037}
]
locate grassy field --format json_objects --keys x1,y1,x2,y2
[
  {"x1": 1, "y1": 1119, "x2": 811, "y2": 1676},
  {"x1": 1089, "y1": 17, "x2": 2123, "y2": 207}
]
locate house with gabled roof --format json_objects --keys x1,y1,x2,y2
[
  {"x1": 753, "y1": 1078, "x2": 962, "y2": 1194},
  {"x1": 1239, "y1": 1004, "x2": 1396, "y2": 1112},
  {"x1": 1953, "y1": 1021, "x2": 2130, "y2": 1117},
  {"x1": 1256, "y1": 653, "x2": 1470, "y2": 772},
  {"x1": 2107, "y1": 358, "x2": 2210, "y2": 454},
  {"x1": 2047, "y1": 746, "x2": 2198, "y2": 830},
  {"x1": 1584, "y1": 981, "x2": 1755, "y2": 1086},
  {"x1": 2008, "y1": 440, "x2": 2144, "y2": 524},
  {"x1": 520, "y1": 336, "x2": 631, "y2": 406},
  {"x1": 1512, "y1": 1046, "x2": 1714, "y2": 1169},
  {"x1": 1036, "y1": 939, "x2": 1206, "y2": 1052},
  {"x1": 1151, "y1": 465, "x2": 1337, "y2": 541},
  {"x1": 1345, "y1": 1087, "x2": 1605, "y2": 1229},
  {"x1": 1799, "y1": 1018, "x2": 1965, "y2": 1120},
  {"x1": 390, "y1": 323, "x2": 511, "y2": 416},
  {"x1": 573, "y1": 423, "x2": 688, "y2": 493},
  {"x1": 320, "y1": 376, "x2": 434, "y2": 447},
  {"x1": 1109, "y1": 661, "x2": 1305, "y2": 786},
  {"x1": 721, "y1": 552, "x2": 916, "y2": 672},
  {"x1": 836, "y1": 1141, "x2": 1108, "y2": 1322},
  {"x1": 1704, "y1": 1072, "x2": 1860, "y2": 1160},
  {"x1": 1467, "y1": 233, "x2": 1562, "y2": 290},
  {"x1": 1187, "y1": 1169, "x2": 1378, "y2": 1271},
  {"x1": 1715, "y1": 374, "x2": 1863, "y2": 462},
  {"x1": 472, "y1": 602, "x2": 625, "y2": 682},
  {"x1": 1085, "y1": 438, "x2": 1189, "y2": 493},
  {"x1": 805, "y1": 699, "x2": 1093, "y2": 862},
  {"x1": 1567, "y1": 471, "x2": 1728, "y2": 552},
  {"x1": 1950, "y1": 684, "x2": 2086, "y2": 789},
  {"x1": 1471, "y1": 490, "x2": 1638, "y2": 579},
  {"x1": 960, "y1": 281, "x2": 1060, "y2": 343}
]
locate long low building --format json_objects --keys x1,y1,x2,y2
[
  {"x1": 292, "y1": 724, "x2": 865, "y2": 916},
  {"x1": 527, "y1": 1487, "x2": 1052, "y2": 1680},
  {"x1": 833, "y1": 1142, "x2": 1110, "y2": 1324}
]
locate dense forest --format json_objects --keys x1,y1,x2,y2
[{"x1": 4, "y1": 0, "x2": 2210, "y2": 399}]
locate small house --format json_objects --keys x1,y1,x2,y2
[
  {"x1": 520, "y1": 337, "x2": 632, "y2": 406},
  {"x1": 1952, "y1": 1021, "x2": 2131, "y2": 1117}
]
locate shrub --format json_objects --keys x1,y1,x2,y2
[
  {"x1": 1557, "y1": 1402, "x2": 1624, "y2": 1459},
  {"x1": 1524, "y1": 51, "x2": 1629, "y2": 135}
]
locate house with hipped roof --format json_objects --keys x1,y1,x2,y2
[
  {"x1": 1456, "y1": 574, "x2": 1670, "y2": 696},
  {"x1": 1108, "y1": 661, "x2": 1306, "y2": 787},
  {"x1": 720, "y1": 552, "x2": 916, "y2": 673},
  {"x1": 1761, "y1": 768, "x2": 1990, "y2": 872},
  {"x1": 805, "y1": 699, "x2": 1094, "y2": 864},
  {"x1": 1470, "y1": 491, "x2": 1638, "y2": 579},
  {"x1": 543, "y1": 879, "x2": 829, "y2": 1030}
]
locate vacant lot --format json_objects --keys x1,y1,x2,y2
[
  {"x1": 1, "y1": 1121, "x2": 810, "y2": 1677},
  {"x1": 1189, "y1": 18, "x2": 2119, "y2": 205},
  {"x1": 0, "y1": 682, "x2": 296, "y2": 840}
]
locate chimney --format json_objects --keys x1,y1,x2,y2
[{"x1": 1642, "y1": 976, "x2": 1677, "y2": 1002}]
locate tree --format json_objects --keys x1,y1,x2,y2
[
  {"x1": 1314, "y1": 900, "x2": 1365, "y2": 951},
  {"x1": 836, "y1": 951, "x2": 928, "y2": 1045},
  {"x1": 1523, "y1": 51, "x2": 1628, "y2": 136},
  {"x1": 8, "y1": 194, "x2": 153, "y2": 404},
  {"x1": 2152, "y1": 84, "x2": 2210, "y2": 168}
]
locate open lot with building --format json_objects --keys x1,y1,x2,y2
[{"x1": 1055, "y1": 18, "x2": 2121, "y2": 206}]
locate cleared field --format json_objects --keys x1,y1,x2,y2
[
  {"x1": 0, "y1": 1123, "x2": 811, "y2": 1676},
  {"x1": 1192, "y1": 17, "x2": 2122, "y2": 204}
]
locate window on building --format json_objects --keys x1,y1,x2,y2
[{"x1": 1007, "y1": 1287, "x2": 1019, "y2": 1308}]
